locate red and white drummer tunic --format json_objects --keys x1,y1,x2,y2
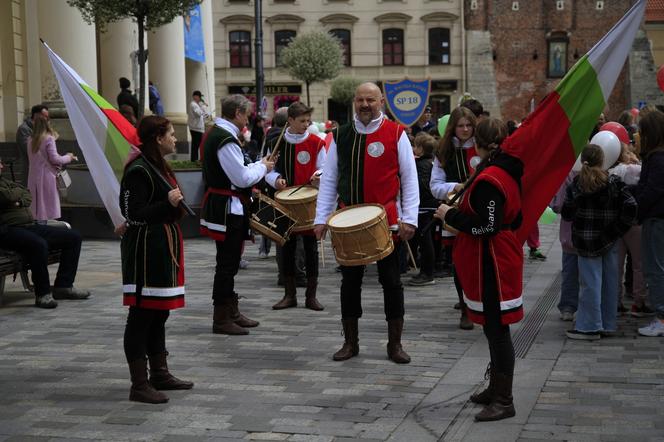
[
  {"x1": 265, "y1": 130, "x2": 326, "y2": 188},
  {"x1": 314, "y1": 114, "x2": 419, "y2": 230}
]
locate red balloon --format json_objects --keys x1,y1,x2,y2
[
  {"x1": 630, "y1": 107, "x2": 640, "y2": 118},
  {"x1": 658, "y1": 65, "x2": 664, "y2": 92},
  {"x1": 600, "y1": 122, "x2": 630, "y2": 145}
]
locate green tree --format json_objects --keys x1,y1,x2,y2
[
  {"x1": 279, "y1": 31, "x2": 344, "y2": 106},
  {"x1": 68, "y1": 0, "x2": 202, "y2": 118},
  {"x1": 330, "y1": 76, "x2": 361, "y2": 121}
]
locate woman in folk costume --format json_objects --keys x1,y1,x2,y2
[
  {"x1": 436, "y1": 118, "x2": 524, "y2": 422},
  {"x1": 430, "y1": 106, "x2": 478, "y2": 330},
  {"x1": 266, "y1": 102, "x2": 326, "y2": 311},
  {"x1": 120, "y1": 116, "x2": 193, "y2": 404}
]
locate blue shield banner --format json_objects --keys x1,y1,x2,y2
[
  {"x1": 184, "y1": 5, "x2": 205, "y2": 63},
  {"x1": 383, "y1": 78, "x2": 431, "y2": 127}
]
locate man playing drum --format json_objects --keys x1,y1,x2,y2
[
  {"x1": 266, "y1": 102, "x2": 326, "y2": 311},
  {"x1": 200, "y1": 94, "x2": 274, "y2": 335},
  {"x1": 314, "y1": 82, "x2": 419, "y2": 364}
]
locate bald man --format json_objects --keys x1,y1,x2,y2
[{"x1": 314, "y1": 82, "x2": 419, "y2": 364}]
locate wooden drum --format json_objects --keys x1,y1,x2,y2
[
  {"x1": 275, "y1": 185, "x2": 318, "y2": 232},
  {"x1": 327, "y1": 204, "x2": 394, "y2": 266},
  {"x1": 250, "y1": 194, "x2": 297, "y2": 246}
]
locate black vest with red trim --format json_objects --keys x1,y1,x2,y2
[
  {"x1": 334, "y1": 118, "x2": 403, "y2": 225},
  {"x1": 200, "y1": 124, "x2": 252, "y2": 241},
  {"x1": 443, "y1": 142, "x2": 478, "y2": 184},
  {"x1": 453, "y1": 164, "x2": 524, "y2": 326},
  {"x1": 270, "y1": 133, "x2": 324, "y2": 186}
]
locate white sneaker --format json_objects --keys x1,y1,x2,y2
[
  {"x1": 258, "y1": 252, "x2": 268, "y2": 259},
  {"x1": 638, "y1": 319, "x2": 664, "y2": 337},
  {"x1": 239, "y1": 259, "x2": 249, "y2": 269}
]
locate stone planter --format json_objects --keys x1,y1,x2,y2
[
  {"x1": 65, "y1": 164, "x2": 204, "y2": 207},
  {"x1": 62, "y1": 164, "x2": 203, "y2": 239}
]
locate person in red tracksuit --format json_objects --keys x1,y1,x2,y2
[
  {"x1": 436, "y1": 118, "x2": 524, "y2": 422},
  {"x1": 266, "y1": 102, "x2": 326, "y2": 311}
]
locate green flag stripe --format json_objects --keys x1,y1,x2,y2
[
  {"x1": 81, "y1": 84, "x2": 115, "y2": 110},
  {"x1": 105, "y1": 121, "x2": 132, "y2": 180},
  {"x1": 556, "y1": 55, "x2": 606, "y2": 157}
]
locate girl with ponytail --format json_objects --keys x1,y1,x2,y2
[{"x1": 562, "y1": 144, "x2": 637, "y2": 341}]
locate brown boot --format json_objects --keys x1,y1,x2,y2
[
  {"x1": 470, "y1": 363, "x2": 494, "y2": 405},
  {"x1": 460, "y1": 307, "x2": 474, "y2": 330},
  {"x1": 213, "y1": 301, "x2": 249, "y2": 335},
  {"x1": 148, "y1": 351, "x2": 194, "y2": 391},
  {"x1": 128, "y1": 358, "x2": 169, "y2": 403},
  {"x1": 304, "y1": 277, "x2": 324, "y2": 311},
  {"x1": 232, "y1": 293, "x2": 259, "y2": 328},
  {"x1": 475, "y1": 373, "x2": 515, "y2": 422},
  {"x1": 272, "y1": 276, "x2": 297, "y2": 309},
  {"x1": 387, "y1": 318, "x2": 411, "y2": 364},
  {"x1": 332, "y1": 318, "x2": 359, "y2": 361}
]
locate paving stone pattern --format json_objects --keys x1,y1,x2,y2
[{"x1": 0, "y1": 222, "x2": 662, "y2": 441}]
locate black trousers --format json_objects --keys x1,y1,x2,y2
[
  {"x1": 212, "y1": 214, "x2": 244, "y2": 304},
  {"x1": 409, "y1": 212, "x2": 435, "y2": 277},
  {"x1": 190, "y1": 130, "x2": 203, "y2": 162},
  {"x1": 481, "y1": 242, "x2": 515, "y2": 376},
  {"x1": 340, "y1": 243, "x2": 405, "y2": 321},
  {"x1": 123, "y1": 307, "x2": 169, "y2": 363},
  {"x1": 0, "y1": 224, "x2": 82, "y2": 297},
  {"x1": 283, "y1": 235, "x2": 318, "y2": 278}
]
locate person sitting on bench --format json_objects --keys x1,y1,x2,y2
[{"x1": 0, "y1": 158, "x2": 90, "y2": 308}]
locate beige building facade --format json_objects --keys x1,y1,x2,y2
[
  {"x1": 213, "y1": 0, "x2": 465, "y2": 123},
  {"x1": 0, "y1": 0, "x2": 217, "y2": 144}
]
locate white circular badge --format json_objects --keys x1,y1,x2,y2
[
  {"x1": 367, "y1": 142, "x2": 385, "y2": 158},
  {"x1": 297, "y1": 151, "x2": 311, "y2": 165}
]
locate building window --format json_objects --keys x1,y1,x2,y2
[
  {"x1": 230, "y1": 31, "x2": 251, "y2": 68},
  {"x1": 382, "y1": 28, "x2": 404, "y2": 66},
  {"x1": 330, "y1": 29, "x2": 351, "y2": 66},
  {"x1": 429, "y1": 28, "x2": 450, "y2": 65},
  {"x1": 275, "y1": 30, "x2": 296, "y2": 66}
]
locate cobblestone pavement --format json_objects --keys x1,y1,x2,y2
[{"x1": 0, "y1": 222, "x2": 662, "y2": 441}]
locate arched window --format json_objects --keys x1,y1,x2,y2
[
  {"x1": 382, "y1": 28, "x2": 404, "y2": 66},
  {"x1": 330, "y1": 29, "x2": 351, "y2": 66},
  {"x1": 429, "y1": 28, "x2": 450, "y2": 65},
  {"x1": 274, "y1": 30, "x2": 296, "y2": 66},
  {"x1": 229, "y1": 31, "x2": 251, "y2": 68}
]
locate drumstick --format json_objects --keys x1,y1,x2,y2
[
  {"x1": 320, "y1": 238, "x2": 325, "y2": 268},
  {"x1": 405, "y1": 239, "x2": 418, "y2": 273},
  {"x1": 268, "y1": 123, "x2": 289, "y2": 162}
]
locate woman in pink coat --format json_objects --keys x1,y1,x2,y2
[{"x1": 27, "y1": 115, "x2": 77, "y2": 221}]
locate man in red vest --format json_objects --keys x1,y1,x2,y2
[{"x1": 314, "y1": 82, "x2": 419, "y2": 364}]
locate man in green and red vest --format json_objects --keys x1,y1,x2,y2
[{"x1": 314, "y1": 82, "x2": 419, "y2": 364}]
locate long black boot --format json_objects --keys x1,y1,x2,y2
[
  {"x1": 273, "y1": 276, "x2": 297, "y2": 309},
  {"x1": 332, "y1": 318, "x2": 359, "y2": 361},
  {"x1": 387, "y1": 318, "x2": 411, "y2": 364},
  {"x1": 475, "y1": 373, "x2": 515, "y2": 422},
  {"x1": 128, "y1": 358, "x2": 168, "y2": 403},
  {"x1": 148, "y1": 351, "x2": 194, "y2": 390},
  {"x1": 470, "y1": 363, "x2": 494, "y2": 405}
]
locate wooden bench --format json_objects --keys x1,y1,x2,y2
[{"x1": 0, "y1": 220, "x2": 70, "y2": 305}]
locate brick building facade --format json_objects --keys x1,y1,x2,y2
[{"x1": 465, "y1": 0, "x2": 638, "y2": 121}]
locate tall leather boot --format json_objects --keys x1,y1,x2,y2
[
  {"x1": 470, "y1": 363, "x2": 494, "y2": 405},
  {"x1": 273, "y1": 276, "x2": 297, "y2": 309},
  {"x1": 128, "y1": 358, "x2": 168, "y2": 403},
  {"x1": 304, "y1": 277, "x2": 324, "y2": 311},
  {"x1": 332, "y1": 318, "x2": 359, "y2": 361},
  {"x1": 148, "y1": 351, "x2": 194, "y2": 391},
  {"x1": 232, "y1": 293, "x2": 259, "y2": 327},
  {"x1": 460, "y1": 306, "x2": 474, "y2": 330},
  {"x1": 213, "y1": 300, "x2": 249, "y2": 335},
  {"x1": 386, "y1": 318, "x2": 411, "y2": 364},
  {"x1": 475, "y1": 373, "x2": 516, "y2": 422}
]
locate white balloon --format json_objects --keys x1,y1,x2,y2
[
  {"x1": 590, "y1": 131, "x2": 621, "y2": 170},
  {"x1": 307, "y1": 124, "x2": 320, "y2": 134},
  {"x1": 469, "y1": 155, "x2": 482, "y2": 169}
]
